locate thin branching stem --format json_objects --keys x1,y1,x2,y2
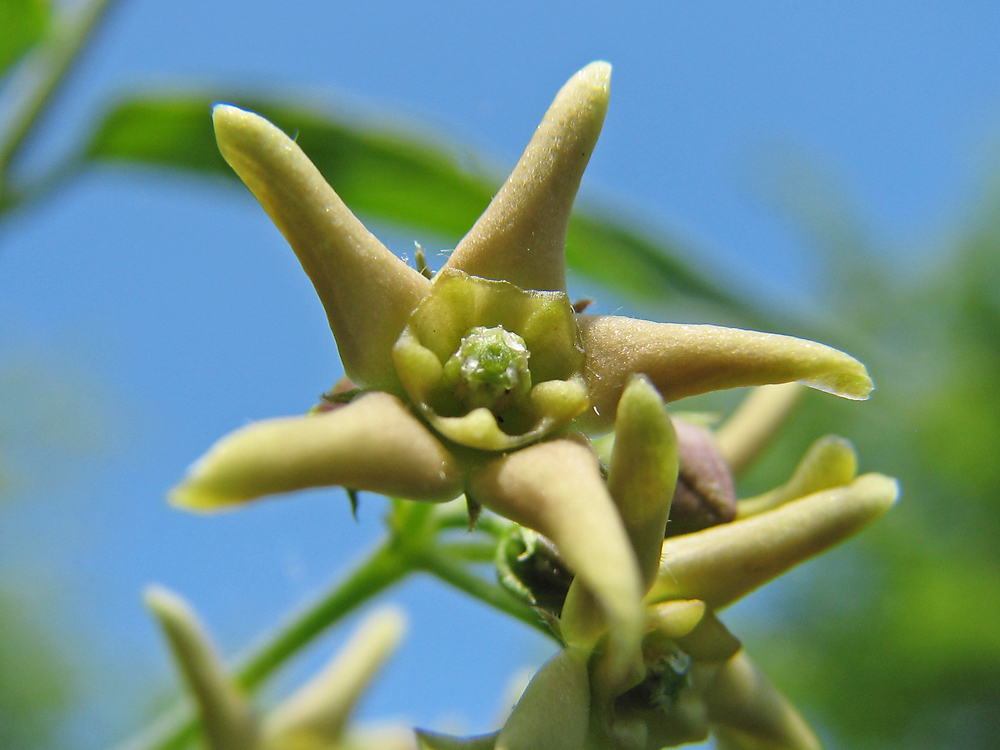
[{"x1": 413, "y1": 548, "x2": 555, "y2": 641}]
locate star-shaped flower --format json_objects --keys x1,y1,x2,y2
[
  {"x1": 171, "y1": 62, "x2": 873, "y2": 670},
  {"x1": 417, "y1": 379, "x2": 899, "y2": 750}
]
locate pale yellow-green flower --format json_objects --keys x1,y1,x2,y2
[
  {"x1": 170, "y1": 61, "x2": 873, "y2": 678},
  {"x1": 418, "y1": 384, "x2": 898, "y2": 750},
  {"x1": 145, "y1": 588, "x2": 413, "y2": 750}
]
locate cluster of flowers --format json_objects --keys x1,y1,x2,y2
[{"x1": 152, "y1": 63, "x2": 897, "y2": 750}]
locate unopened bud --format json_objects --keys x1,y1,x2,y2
[{"x1": 667, "y1": 420, "x2": 737, "y2": 537}]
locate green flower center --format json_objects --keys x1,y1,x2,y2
[{"x1": 443, "y1": 326, "x2": 532, "y2": 411}]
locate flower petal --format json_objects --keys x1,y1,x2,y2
[
  {"x1": 715, "y1": 383, "x2": 804, "y2": 474},
  {"x1": 606, "y1": 375, "x2": 678, "y2": 586},
  {"x1": 171, "y1": 393, "x2": 466, "y2": 510},
  {"x1": 737, "y1": 434, "x2": 857, "y2": 518},
  {"x1": 707, "y1": 651, "x2": 822, "y2": 750},
  {"x1": 261, "y1": 607, "x2": 405, "y2": 748},
  {"x1": 646, "y1": 473, "x2": 899, "y2": 609},
  {"x1": 444, "y1": 62, "x2": 611, "y2": 293},
  {"x1": 496, "y1": 648, "x2": 590, "y2": 750},
  {"x1": 144, "y1": 587, "x2": 258, "y2": 750},
  {"x1": 576, "y1": 315, "x2": 873, "y2": 434},
  {"x1": 213, "y1": 104, "x2": 430, "y2": 392},
  {"x1": 468, "y1": 438, "x2": 645, "y2": 668}
]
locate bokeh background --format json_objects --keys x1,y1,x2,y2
[{"x1": 3, "y1": 1, "x2": 1000, "y2": 748}]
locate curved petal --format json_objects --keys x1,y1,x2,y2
[
  {"x1": 444, "y1": 62, "x2": 611, "y2": 293},
  {"x1": 606, "y1": 375, "x2": 678, "y2": 586},
  {"x1": 468, "y1": 438, "x2": 645, "y2": 668},
  {"x1": 715, "y1": 383, "x2": 804, "y2": 474},
  {"x1": 171, "y1": 392, "x2": 466, "y2": 510},
  {"x1": 737, "y1": 434, "x2": 857, "y2": 518},
  {"x1": 496, "y1": 648, "x2": 590, "y2": 750},
  {"x1": 646, "y1": 473, "x2": 899, "y2": 609},
  {"x1": 576, "y1": 315, "x2": 873, "y2": 434},
  {"x1": 261, "y1": 607, "x2": 405, "y2": 748},
  {"x1": 707, "y1": 651, "x2": 821, "y2": 750},
  {"x1": 213, "y1": 105, "x2": 430, "y2": 392},
  {"x1": 144, "y1": 587, "x2": 259, "y2": 750}
]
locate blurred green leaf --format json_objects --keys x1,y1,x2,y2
[
  {"x1": 731, "y1": 156, "x2": 1000, "y2": 749},
  {"x1": 0, "y1": 588, "x2": 73, "y2": 749},
  {"x1": 0, "y1": 0, "x2": 48, "y2": 81},
  {"x1": 83, "y1": 96, "x2": 751, "y2": 315}
]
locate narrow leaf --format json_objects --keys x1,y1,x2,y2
[
  {"x1": 84, "y1": 95, "x2": 748, "y2": 312},
  {"x1": 0, "y1": 0, "x2": 48, "y2": 80}
]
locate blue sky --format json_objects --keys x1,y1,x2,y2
[{"x1": 2, "y1": 1, "x2": 1000, "y2": 747}]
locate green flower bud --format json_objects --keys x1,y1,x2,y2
[
  {"x1": 442, "y1": 326, "x2": 532, "y2": 411},
  {"x1": 393, "y1": 269, "x2": 588, "y2": 450}
]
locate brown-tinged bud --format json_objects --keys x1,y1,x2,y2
[{"x1": 667, "y1": 419, "x2": 737, "y2": 537}]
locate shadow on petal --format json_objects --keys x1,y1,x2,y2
[
  {"x1": 213, "y1": 104, "x2": 430, "y2": 393},
  {"x1": 647, "y1": 473, "x2": 899, "y2": 609},
  {"x1": 468, "y1": 438, "x2": 645, "y2": 671},
  {"x1": 496, "y1": 648, "x2": 590, "y2": 750},
  {"x1": 707, "y1": 651, "x2": 822, "y2": 750}
]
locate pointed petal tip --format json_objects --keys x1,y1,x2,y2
[
  {"x1": 211, "y1": 102, "x2": 260, "y2": 142},
  {"x1": 575, "y1": 60, "x2": 612, "y2": 91},
  {"x1": 802, "y1": 359, "x2": 874, "y2": 401},
  {"x1": 168, "y1": 463, "x2": 241, "y2": 514},
  {"x1": 853, "y1": 472, "x2": 901, "y2": 514},
  {"x1": 210, "y1": 102, "x2": 286, "y2": 164},
  {"x1": 143, "y1": 584, "x2": 187, "y2": 617}
]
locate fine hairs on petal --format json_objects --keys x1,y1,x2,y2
[
  {"x1": 212, "y1": 104, "x2": 430, "y2": 393},
  {"x1": 577, "y1": 315, "x2": 873, "y2": 434},
  {"x1": 170, "y1": 393, "x2": 465, "y2": 510},
  {"x1": 444, "y1": 62, "x2": 611, "y2": 293}
]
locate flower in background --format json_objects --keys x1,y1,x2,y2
[
  {"x1": 145, "y1": 588, "x2": 413, "y2": 750},
  {"x1": 170, "y1": 61, "x2": 873, "y2": 680}
]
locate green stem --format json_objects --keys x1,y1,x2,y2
[
  {"x1": 236, "y1": 542, "x2": 409, "y2": 689},
  {"x1": 437, "y1": 539, "x2": 499, "y2": 562},
  {"x1": 413, "y1": 549, "x2": 557, "y2": 641},
  {"x1": 112, "y1": 539, "x2": 410, "y2": 750},
  {"x1": 0, "y1": 0, "x2": 119, "y2": 181}
]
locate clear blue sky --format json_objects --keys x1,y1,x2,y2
[{"x1": 2, "y1": 1, "x2": 999, "y2": 747}]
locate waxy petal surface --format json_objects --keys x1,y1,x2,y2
[
  {"x1": 647, "y1": 473, "x2": 899, "y2": 609},
  {"x1": 213, "y1": 105, "x2": 430, "y2": 392},
  {"x1": 171, "y1": 393, "x2": 465, "y2": 510},
  {"x1": 444, "y1": 62, "x2": 611, "y2": 293},
  {"x1": 576, "y1": 315, "x2": 873, "y2": 433}
]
